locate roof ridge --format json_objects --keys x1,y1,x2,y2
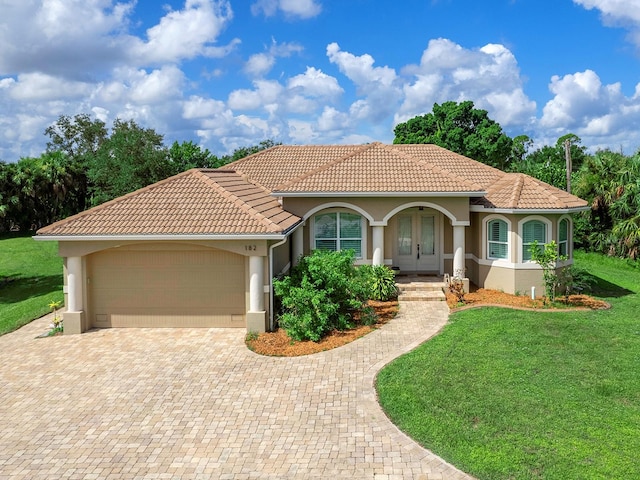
[
  {"x1": 508, "y1": 173, "x2": 525, "y2": 209},
  {"x1": 273, "y1": 143, "x2": 376, "y2": 191},
  {"x1": 386, "y1": 144, "x2": 484, "y2": 191},
  {"x1": 36, "y1": 168, "x2": 197, "y2": 235},
  {"x1": 194, "y1": 170, "x2": 284, "y2": 233}
]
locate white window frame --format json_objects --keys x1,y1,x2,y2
[
  {"x1": 558, "y1": 216, "x2": 571, "y2": 258},
  {"x1": 482, "y1": 215, "x2": 512, "y2": 263},
  {"x1": 518, "y1": 216, "x2": 552, "y2": 263},
  {"x1": 311, "y1": 210, "x2": 366, "y2": 260}
]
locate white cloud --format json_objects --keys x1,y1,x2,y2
[
  {"x1": 287, "y1": 67, "x2": 343, "y2": 99},
  {"x1": 396, "y1": 39, "x2": 536, "y2": 127},
  {"x1": 317, "y1": 106, "x2": 350, "y2": 132},
  {"x1": 8, "y1": 73, "x2": 93, "y2": 101},
  {"x1": 243, "y1": 40, "x2": 304, "y2": 78},
  {"x1": 0, "y1": 0, "x2": 134, "y2": 76},
  {"x1": 574, "y1": 0, "x2": 640, "y2": 25},
  {"x1": 541, "y1": 70, "x2": 618, "y2": 128},
  {"x1": 574, "y1": 0, "x2": 640, "y2": 47},
  {"x1": 183, "y1": 96, "x2": 227, "y2": 119},
  {"x1": 327, "y1": 42, "x2": 401, "y2": 122},
  {"x1": 251, "y1": 0, "x2": 322, "y2": 19},
  {"x1": 228, "y1": 80, "x2": 284, "y2": 111},
  {"x1": 131, "y1": 0, "x2": 238, "y2": 64},
  {"x1": 539, "y1": 69, "x2": 640, "y2": 152},
  {"x1": 244, "y1": 53, "x2": 276, "y2": 77}
]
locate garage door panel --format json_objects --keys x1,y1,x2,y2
[{"x1": 89, "y1": 247, "x2": 246, "y2": 328}]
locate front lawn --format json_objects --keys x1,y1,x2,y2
[
  {"x1": 0, "y1": 232, "x2": 63, "y2": 335},
  {"x1": 376, "y1": 251, "x2": 640, "y2": 480}
]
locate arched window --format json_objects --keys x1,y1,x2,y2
[
  {"x1": 558, "y1": 218, "x2": 569, "y2": 257},
  {"x1": 522, "y1": 220, "x2": 547, "y2": 261},
  {"x1": 314, "y1": 212, "x2": 363, "y2": 258},
  {"x1": 487, "y1": 219, "x2": 508, "y2": 259}
]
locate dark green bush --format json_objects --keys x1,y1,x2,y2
[{"x1": 273, "y1": 250, "x2": 368, "y2": 341}]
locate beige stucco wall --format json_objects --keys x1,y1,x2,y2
[
  {"x1": 282, "y1": 196, "x2": 471, "y2": 224},
  {"x1": 465, "y1": 211, "x2": 575, "y2": 295},
  {"x1": 286, "y1": 196, "x2": 471, "y2": 274}
]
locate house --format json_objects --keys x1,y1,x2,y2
[{"x1": 36, "y1": 142, "x2": 589, "y2": 334}]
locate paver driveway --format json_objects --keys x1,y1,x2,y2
[{"x1": 0, "y1": 303, "x2": 473, "y2": 480}]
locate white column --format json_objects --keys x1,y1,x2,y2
[
  {"x1": 372, "y1": 225, "x2": 384, "y2": 266},
  {"x1": 67, "y1": 256, "x2": 83, "y2": 312},
  {"x1": 249, "y1": 256, "x2": 265, "y2": 312},
  {"x1": 453, "y1": 225, "x2": 466, "y2": 278},
  {"x1": 292, "y1": 225, "x2": 304, "y2": 266}
]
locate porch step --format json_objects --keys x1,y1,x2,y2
[{"x1": 396, "y1": 277, "x2": 447, "y2": 302}]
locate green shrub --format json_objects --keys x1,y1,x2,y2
[
  {"x1": 273, "y1": 250, "x2": 368, "y2": 341},
  {"x1": 359, "y1": 264, "x2": 398, "y2": 301}
]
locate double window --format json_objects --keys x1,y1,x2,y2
[{"x1": 314, "y1": 212, "x2": 362, "y2": 258}]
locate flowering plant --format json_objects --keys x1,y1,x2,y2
[{"x1": 48, "y1": 300, "x2": 63, "y2": 335}]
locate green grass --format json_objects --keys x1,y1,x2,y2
[
  {"x1": 0, "y1": 232, "x2": 63, "y2": 335},
  {"x1": 377, "y1": 250, "x2": 640, "y2": 480}
]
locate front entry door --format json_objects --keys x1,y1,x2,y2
[{"x1": 396, "y1": 211, "x2": 439, "y2": 272}]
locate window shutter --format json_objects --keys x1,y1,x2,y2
[{"x1": 489, "y1": 220, "x2": 506, "y2": 242}]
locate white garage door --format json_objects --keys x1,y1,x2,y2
[{"x1": 88, "y1": 246, "x2": 246, "y2": 328}]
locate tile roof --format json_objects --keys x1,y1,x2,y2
[
  {"x1": 272, "y1": 143, "x2": 483, "y2": 193},
  {"x1": 471, "y1": 173, "x2": 588, "y2": 210},
  {"x1": 225, "y1": 142, "x2": 587, "y2": 209},
  {"x1": 36, "y1": 169, "x2": 301, "y2": 237},
  {"x1": 37, "y1": 143, "x2": 589, "y2": 238}
]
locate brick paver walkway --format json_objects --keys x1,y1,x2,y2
[{"x1": 0, "y1": 302, "x2": 474, "y2": 479}]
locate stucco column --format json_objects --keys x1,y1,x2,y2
[
  {"x1": 67, "y1": 256, "x2": 83, "y2": 312},
  {"x1": 372, "y1": 225, "x2": 384, "y2": 266},
  {"x1": 249, "y1": 255, "x2": 264, "y2": 312},
  {"x1": 247, "y1": 255, "x2": 267, "y2": 333},
  {"x1": 292, "y1": 225, "x2": 304, "y2": 266},
  {"x1": 64, "y1": 256, "x2": 85, "y2": 335},
  {"x1": 453, "y1": 225, "x2": 466, "y2": 278}
]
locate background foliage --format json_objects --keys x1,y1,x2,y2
[{"x1": 0, "y1": 114, "x2": 277, "y2": 231}]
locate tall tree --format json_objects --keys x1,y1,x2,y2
[
  {"x1": 168, "y1": 140, "x2": 218, "y2": 172},
  {"x1": 573, "y1": 149, "x2": 640, "y2": 258},
  {"x1": 0, "y1": 162, "x2": 20, "y2": 231},
  {"x1": 510, "y1": 134, "x2": 588, "y2": 190},
  {"x1": 88, "y1": 119, "x2": 172, "y2": 206},
  {"x1": 393, "y1": 101, "x2": 513, "y2": 169},
  {"x1": 44, "y1": 114, "x2": 108, "y2": 212}
]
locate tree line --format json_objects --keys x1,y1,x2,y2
[
  {"x1": 393, "y1": 100, "x2": 640, "y2": 260},
  {"x1": 0, "y1": 114, "x2": 276, "y2": 232}
]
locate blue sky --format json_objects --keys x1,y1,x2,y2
[{"x1": 1, "y1": 0, "x2": 640, "y2": 162}]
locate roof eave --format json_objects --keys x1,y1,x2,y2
[
  {"x1": 34, "y1": 233, "x2": 291, "y2": 242},
  {"x1": 274, "y1": 191, "x2": 487, "y2": 198},
  {"x1": 469, "y1": 205, "x2": 591, "y2": 214}
]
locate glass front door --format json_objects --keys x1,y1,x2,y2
[{"x1": 396, "y1": 211, "x2": 439, "y2": 272}]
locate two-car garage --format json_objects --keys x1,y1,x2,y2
[{"x1": 87, "y1": 244, "x2": 246, "y2": 329}]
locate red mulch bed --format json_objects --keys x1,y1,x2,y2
[
  {"x1": 447, "y1": 288, "x2": 609, "y2": 311},
  {"x1": 246, "y1": 300, "x2": 398, "y2": 357}
]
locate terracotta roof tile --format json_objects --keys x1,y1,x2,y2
[
  {"x1": 271, "y1": 143, "x2": 483, "y2": 193},
  {"x1": 473, "y1": 173, "x2": 588, "y2": 210},
  {"x1": 37, "y1": 169, "x2": 300, "y2": 237}
]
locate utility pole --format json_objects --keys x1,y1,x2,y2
[{"x1": 564, "y1": 139, "x2": 572, "y2": 193}]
